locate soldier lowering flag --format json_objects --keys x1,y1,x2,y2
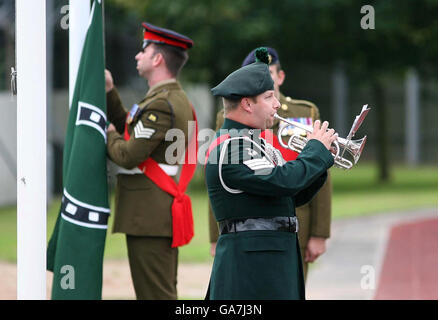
[{"x1": 47, "y1": 0, "x2": 109, "y2": 299}]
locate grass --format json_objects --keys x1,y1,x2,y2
[
  {"x1": 1, "y1": 164, "x2": 438, "y2": 263},
  {"x1": 330, "y1": 163, "x2": 438, "y2": 218}
]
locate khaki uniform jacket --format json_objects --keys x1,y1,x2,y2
[
  {"x1": 107, "y1": 80, "x2": 194, "y2": 236},
  {"x1": 208, "y1": 93, "x2": 332, "y2": 252}
]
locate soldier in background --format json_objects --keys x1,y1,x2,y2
[
  {"x1": 205, "y1": 47, "x2": 336, "y2": 299},
  {"x1": 105, "y1": 22, "x2": 196, "y2": 299},
  {"x1": 208, "y1": 47, "x2": 332, "y2": 281}
]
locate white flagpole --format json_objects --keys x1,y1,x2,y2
[
  {"x1": 16, "y1": 0, "x2": 47, "y2": 300},
  {"x1": 69, "y1": 0, "x2": 90, "y2": 108}
]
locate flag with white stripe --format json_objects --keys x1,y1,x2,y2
[{"x1": 47, "y1": 0, "x2": 108, "y2": 299}]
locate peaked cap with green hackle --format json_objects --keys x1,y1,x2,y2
[{"x1": 211, "y1": 47, "x2": 274, "y2": 100}]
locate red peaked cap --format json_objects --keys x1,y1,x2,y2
[{"x1": 142, "y1": 22, "x2": 194, "y2": 50}]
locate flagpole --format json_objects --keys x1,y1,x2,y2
[
  {"x1": 69, "y1": 0, "x2": 90, "y2": 108},
  {"x1": 16, "y1": 0, "x2": 47, "y2": 300}
]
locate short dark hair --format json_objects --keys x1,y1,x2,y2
[
  {"x1": 222, "y1": 98, "x2": 241, "y2": 114},
  {"x1": 152, "y1": 43, "x2": 188, "y2": 77},
  {"x1": 223, "y1": 96, "x2": 258, "y2": 114},
  {"x1": 272, "y1": 61, "x2": 281, "y2": 73}
]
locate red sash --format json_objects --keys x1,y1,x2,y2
[
  {"x1": 204, "y1": 134, "x2": 231, "y2": 165},
  {"x1": 260, "y1": 130, "x2": 299, "y2": 161},
  {"x1": 204, "y1": 130, "x2": 298, "y2": 165},
  {"x1": 123, "y1": 107, "x2": 198, "y2": 248}
]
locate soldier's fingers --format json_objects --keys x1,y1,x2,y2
[
  {"x1": 330, "y1": 133, "x2": 339, "y2": 143},
  {"x1": 307, "y1": 252, "x2": 316, "y2": 263},
  {"x1": 313, "y1": 120, "x2": 321, "y2": 132},
  {"x1": 326, "y1": 128, "x2": 335, "y2": 138},
  {"x1": 305, "y1": 248, "x2": 311, "y2": 262},
  {"x1": 321, "y1": 121, "x2": 329, "y2": 132},
  {"x1": 105, "y1": 69, "x2": 114, "y2": 79}
]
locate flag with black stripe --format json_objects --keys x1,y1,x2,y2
[{"x1": 47, "y1": 0, "x2": 109, "y2": 299}]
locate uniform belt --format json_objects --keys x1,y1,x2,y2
[
  {"x1": 219, "y1": 216, "x2": 299, "y2": 235},
  {"x1": 117, "y1": 163, "x2": 179, "y2": 176}
]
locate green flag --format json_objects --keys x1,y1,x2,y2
[{"x1": 47, "y1": 0, "x2": 109, "y2": 299}]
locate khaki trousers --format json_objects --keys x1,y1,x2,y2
[{"x1": 126, "y1": 235, "x2": 178, "y2": 300}]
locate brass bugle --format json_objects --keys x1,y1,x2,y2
[{"x1": 274, "y1": 111, "x2": 369, "y2": 170}]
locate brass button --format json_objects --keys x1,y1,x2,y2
[{"x1": 281, "y1": 104, "x2": 288, "y2": 111}]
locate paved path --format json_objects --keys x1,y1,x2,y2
[
  {"x1": 2, "y1": 207, "x2": 437, "y2": 300},
  {"x1": 306, "y1": 207, "x2": 438, "y2": 300},
  {"x1": 0, "y1": 261, "x2": 212, "y2": 300},
  {"x1": 375, "y1": 217, "x2": 438, "y2": 299}
]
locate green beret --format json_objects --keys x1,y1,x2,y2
[{"x1": 211, "y1": 47, "x2": 274, "y2": 100}]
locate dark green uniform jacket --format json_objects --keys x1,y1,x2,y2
[
  {"x1": 209, "y1": 94, "x2": 332, "y2": 279},
  {"x1": 205, "y1": 118, "x2": 334, "y2": 299},
  {"x1": 106, "y1": 80, "x2": 194, "y2": 236}
]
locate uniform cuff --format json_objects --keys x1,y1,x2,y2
[
  {"x1": 309, "y1": 234, "x2": 330, "y2": 239},
  {"x1": 303, "y1": 139, "x2": 335, "y2": 169}
]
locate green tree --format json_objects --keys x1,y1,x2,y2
[{"x1": 106, "y1": 0, "x2": 438, "y2": 181}]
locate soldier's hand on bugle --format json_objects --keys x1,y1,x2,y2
[{"x1": 307, "y1": 120, "x2": 338, "y2": 151}]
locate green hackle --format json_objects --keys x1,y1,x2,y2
[{"x1": 254, "y1": 47, "x2": 270, "y2": 64}]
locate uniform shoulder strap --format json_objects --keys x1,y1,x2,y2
[{"x1": 136, "y1": 98, "x2": 176, "y2": 129}]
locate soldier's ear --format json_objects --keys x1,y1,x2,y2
[
  {"x1": 278, "y1": 70, "x2": 286, "y2": 86},
  {"x1": 152, "y1": 52, "x2": 164, "y2": 67},
  {"x1": 241, "y1": 97, "x2": 253, "y2": 113}
]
